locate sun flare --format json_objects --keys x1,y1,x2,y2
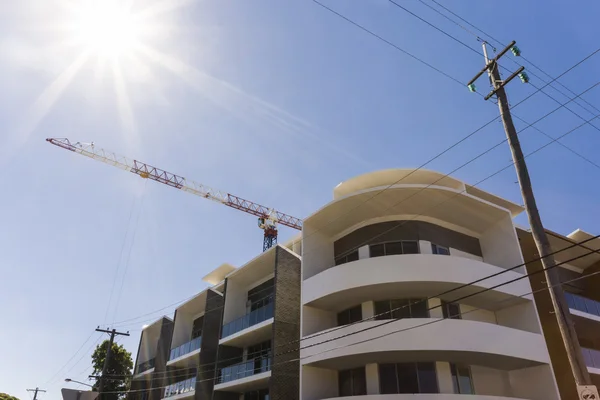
[{"x1": 73, "y1": 0, "x2": 141, "y2": 58}]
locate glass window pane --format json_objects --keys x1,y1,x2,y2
[
  {"x1": 417, "y1": 362, "x2": 439, "y2": 393},
  {"x1": 410, "y1": 299, "x2": 429, "y2": 318},
  {"x1": 386, "y1": 241, "x2": 404, "y2": 255},
  {"x1": 379, "y1": 364, "x2": 398, "y2": 394},
  {"x1": 370, "y1": 244, "x2": 385, "y2": 258},
  {"x1": 574, "y1": 295, "x2": 587, "y2": 312},
  {"x1": 457, "y1": 365, "x2": 473, "y2": 394},
  {"x1": 352, "y1": 367, "x2": 367, "y2": 395},
  {"x1": 335, "y1": 256, "x2": 345, "y2": 266},
  {"x1": 397, "y1": 363, "x2": 419, "y2": 393},
  {"x1": 339, "y1": 369, "x2": 353, "y2": 397},
  {"x1": 565, "y1": 292, "x2": 577, "y2": 309},
  {"x1": 347, "y1": 251, "x2": 359, "y2": 262},
  {"x1": 337, "y1": 310, "x2": 349, "y2": 326},
  {"x1": 375, "y1": 301, "x2": 392, "y2": 320},
  {"x1": 450, "y1": 364, "x2": 460, "y2": 394},
  {"x1": 449, "y1": 303, "x2": 461, "y2": 319},
  {"x1": 585, "y1": 298, "x2": 599, "y2": 316},
  {"x1": 402, "y1": 241, "x2": 420, "y2": 254},
  {"x1": 349, "y1": 305, "x2": 363, "y2": 323},
  {"x1": 391, "y1": 299, "x2": 410, "y2": 319}
]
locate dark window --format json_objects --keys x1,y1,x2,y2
[
  {"x1": 379, "y1": 363, "x2": 438, "y2": 394},
  {"x1": 245, "y1": 389, "x2": 269, "y2": 400},
  {"x1": 247, "y1": 340, "x2": 271, "y2": 360},
  {"x1": 335, "y1": 250, "x2": 359, "y2": 266},
  {"x1": 442, "y1": 301, "x2": 461, "y2": 319},
  {"x1": 402, "y1": 241, "x2": 420, "y2": 254},
  {"x1": 379, "y1": 364, "x2": 398, "y2": 394},
  {"x1": 450, "y1": 364, "x2": 474, "y2": 394},
  {"x1": 370, "y1": 241, "x2": 420, "y2": 257},
  {"x1": 375, "y1": 299, "x2": 429, "y2": 320},
  {"x1": 339, "y1": 367, "x2": 367, "y2": 396},
  {"x1": 192, "y1": 316, "x2": 204, "y2": 339},
  {"x1": 370, "y1": 244, "x2": 385, "y2": 258},
  {"x1": 337, "y1": 305, "x2": 362, "y2": 326},
  {"x1": 248, "y1": 279, "x2": 274, "y2": 311},
  {"x1": 431, "y1": 243, "x2": 450, "y2": 255}
]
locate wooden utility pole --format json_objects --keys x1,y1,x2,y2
[
  {"x1": 95, "y1": 327, "x2": 130, "y2": 399},
  {"x1": 27, "y1": 387, "x2": 46, "y2": 400},
  {"x1": 468, "y1": 41, "x2": 595, "y2": 395}
]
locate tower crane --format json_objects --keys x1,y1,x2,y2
[{"x1": 46, "y1": 138, "x2": 302, "y2": 251}]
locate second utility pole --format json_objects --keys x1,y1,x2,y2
[
  {"x1": 468, "y1": 41, "x2": 592, "y2": 390},
  {"x1": 95, "y1": 327, "x2": 130, "y2": 399}
]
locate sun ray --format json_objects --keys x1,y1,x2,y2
[{"x1": 111, "y1": 58, "x2": 138, "y2": 146}]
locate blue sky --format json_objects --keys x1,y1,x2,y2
[{"x1": 1, "y1": 0, "x2": 599, "y2": 398}]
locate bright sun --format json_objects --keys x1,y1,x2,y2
[{"x1": 73, "y1": 0, "x2": 141, "y2": 58}]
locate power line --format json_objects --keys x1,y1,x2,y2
[
  {"x1": 101, "y1": 232, "x2": 600, "y2": 380},
  {"x1": 98, "y1": 245, "x2": 600, "y2": 388},
  {"x1": 111, "y1": 78, "x2": 600, "y2": 336},
  {"x1": 423, "y1": 0, "x2": 600, "y2": 117},
  {"x1": 43, "y1": 330, "x2": 95, "y2": 386}
]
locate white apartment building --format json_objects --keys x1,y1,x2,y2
[
  {"x1": 300, "y1": 169, "x2": 560, "y2": 400},
  {"x1": 130, "y1": 168, "x2": 561, "y2": 400}
]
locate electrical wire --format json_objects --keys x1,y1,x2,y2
[
  {"x1": 111, "y1": 179, "x2": 149, "y2": 325},
  {"x1": 43, "y1": 331, "x2": 96, "y2": 386},
  {"x1": 110, "y1": 79, "x2": 600, "y2": 339},
  {"x1": 100, "y1": 233, "x2": 600, "y2": 380},
  {"x1": 98, "y1": 244, "x2": 600, "y2": 389}
]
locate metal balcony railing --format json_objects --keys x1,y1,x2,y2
[
  {"x1": 169, "y1": 336, "x2": 202, "y2": 361},
  {"x1": 582, "y1": 347, "x2": 600, "y2": 369},
  {"x1": 136, "y1": 358, "x2": 155, "y2": 374},
  {"x1": 164, "y1": 377, "x2": 196, "y2": 398},
  {"x1": 221, "y1": 302, "x2": 274, "y2": 339},
  {"x1": 565, "y1": 292, "x2": 600, "y2": 318},
  {"x1": 218, "y1": 357, "x2": 271, "y2": 384}
]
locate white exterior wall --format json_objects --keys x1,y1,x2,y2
[
  {"x1": 222, "y1": 278, "x2": 245, "y2": 325},
  {"x1": 450, "y1": 247, "x2": 483, "y2": 261},
  {"x1": 509, "y1": 365, "x2": 559, "y2": 400},
  {"x1": 302, "y1": 228, "x2": 334, "y2": 280},
  {"x1": 171, "y1": 313, "x2": 194, "y2": 349},
  {"x1": 303, "y1": 305, "x2": 336, "y2": 336},
  {"x1": 365, "y1": 363, "x2": 379, "y2": 395},
  {"x1": 302, "y1": 366, "x2": 338, "y2": 400},
  {"x1": 460, "y1": 304, "x2": 497, "y2": 325},
  {"x1": 436, "y1": 362, "x2": 455, "y2": 394},
  {"x1": 480, "y1": 215, "x2": 525, "y2": 271},
  {"x1": 495, "y1": 302, "x2": 541, "y2": 334},
  {"x1": 471, "y1": 366, "x2": 512, "y2": 397}
]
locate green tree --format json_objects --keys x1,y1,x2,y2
[
  {"x1": 92, "y1": 340, "x2": 133, "y2": 400},
  {"x1": 0, "y1": 393, "x2": 20, "y2": 400}
]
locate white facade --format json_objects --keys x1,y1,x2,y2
[{"x1": 300, "y1": 169, "x2": 560, "y2": 400}]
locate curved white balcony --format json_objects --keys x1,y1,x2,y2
[
  {"x1": 303, "y1": 255, "x2": 531, "y2": 312},
  {"x1": 300, "y1": 319, "x2": 550, "y2": 370},
  {"x1": 322, "y1": 395, "x2": 531, "y2": 400}
]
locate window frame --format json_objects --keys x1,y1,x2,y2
[
  {"x1": 378, "y1": 362, "x2": 439, "y2": 394},
  {"x1": 431, "y1": 243, "x2": 450, "y2": 255},
  {"x1": 442, "y1": 301, "x2": 462, "y2": 320},
  {"x1": 338, "y1": 366, "x2": 367, "y2": 396},
  {"x1": 369, "y1": 240, "x2": 420, "y2": 258},
  {"x1": 335, "y1": 249, "x2": 359, "y2": 266},
  {"x1": 337, "y1": 304, "x2": 363, "y2": 326},
  {"x1": 450, "y1": 363, "x2": 474, "y2": 394},
  {"x1": 374, "y1": 298, "x2": 429, "y2": 320}
]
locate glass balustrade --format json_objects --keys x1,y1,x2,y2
[
  {"x1": 136, "y1": 358, "x2": 155, "y2": 374},
  {"x1": 582, "y1": 347, "x2": 600, "y2": 369},
  {"x1": 163, "y1": 377, "x2": 196, "y2": 398},
  {"x1": 169, "y1": 336, "x2": 202, "y2": 361},
  {"x1": 218, "y1": 357, "x2": 272, "y2": 384},
  {"x1": 565, "y1": 292, "x2": 600, "y2": 318},
  {"x1": 221, "y1": 303, "x2": 274, "y2": 338}
]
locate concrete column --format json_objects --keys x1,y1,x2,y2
[
  {"x1": 358, "y1": 245, "x2": 370, "y2": 260},
  {"x1": 419, "y1": 240, "x2": 433, "y2": 254},
  {"x1": 365, "y1": 363, "x2": 380, "y2": 395},
  {"x1": 428, "y1": 298, "x2": 443, "y2": 319},
  {"x1": 362, "y1": 301, "x2": 375, "y2": 320},
  {"x1": 436, "y1": 362, "x2": 455, "y2": 394}
]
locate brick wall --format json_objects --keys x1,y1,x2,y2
[{"x1": 270, "y1": 246, "x2": 301, "y2": 400}]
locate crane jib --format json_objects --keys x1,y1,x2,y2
[{"x1": 130, "y1": 160, "x2": 185, "y2": 189}]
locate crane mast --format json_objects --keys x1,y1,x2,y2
[{"x1": 47, "y1": 138, "x2": 302, "y2": 251}]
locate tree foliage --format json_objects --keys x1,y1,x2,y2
[
  {"x1": 0, "y1": 394, "x2": 20, "y2": 400},
  {"x1": 92, "y1": 340, "x2": 133, "y2": 400}
]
